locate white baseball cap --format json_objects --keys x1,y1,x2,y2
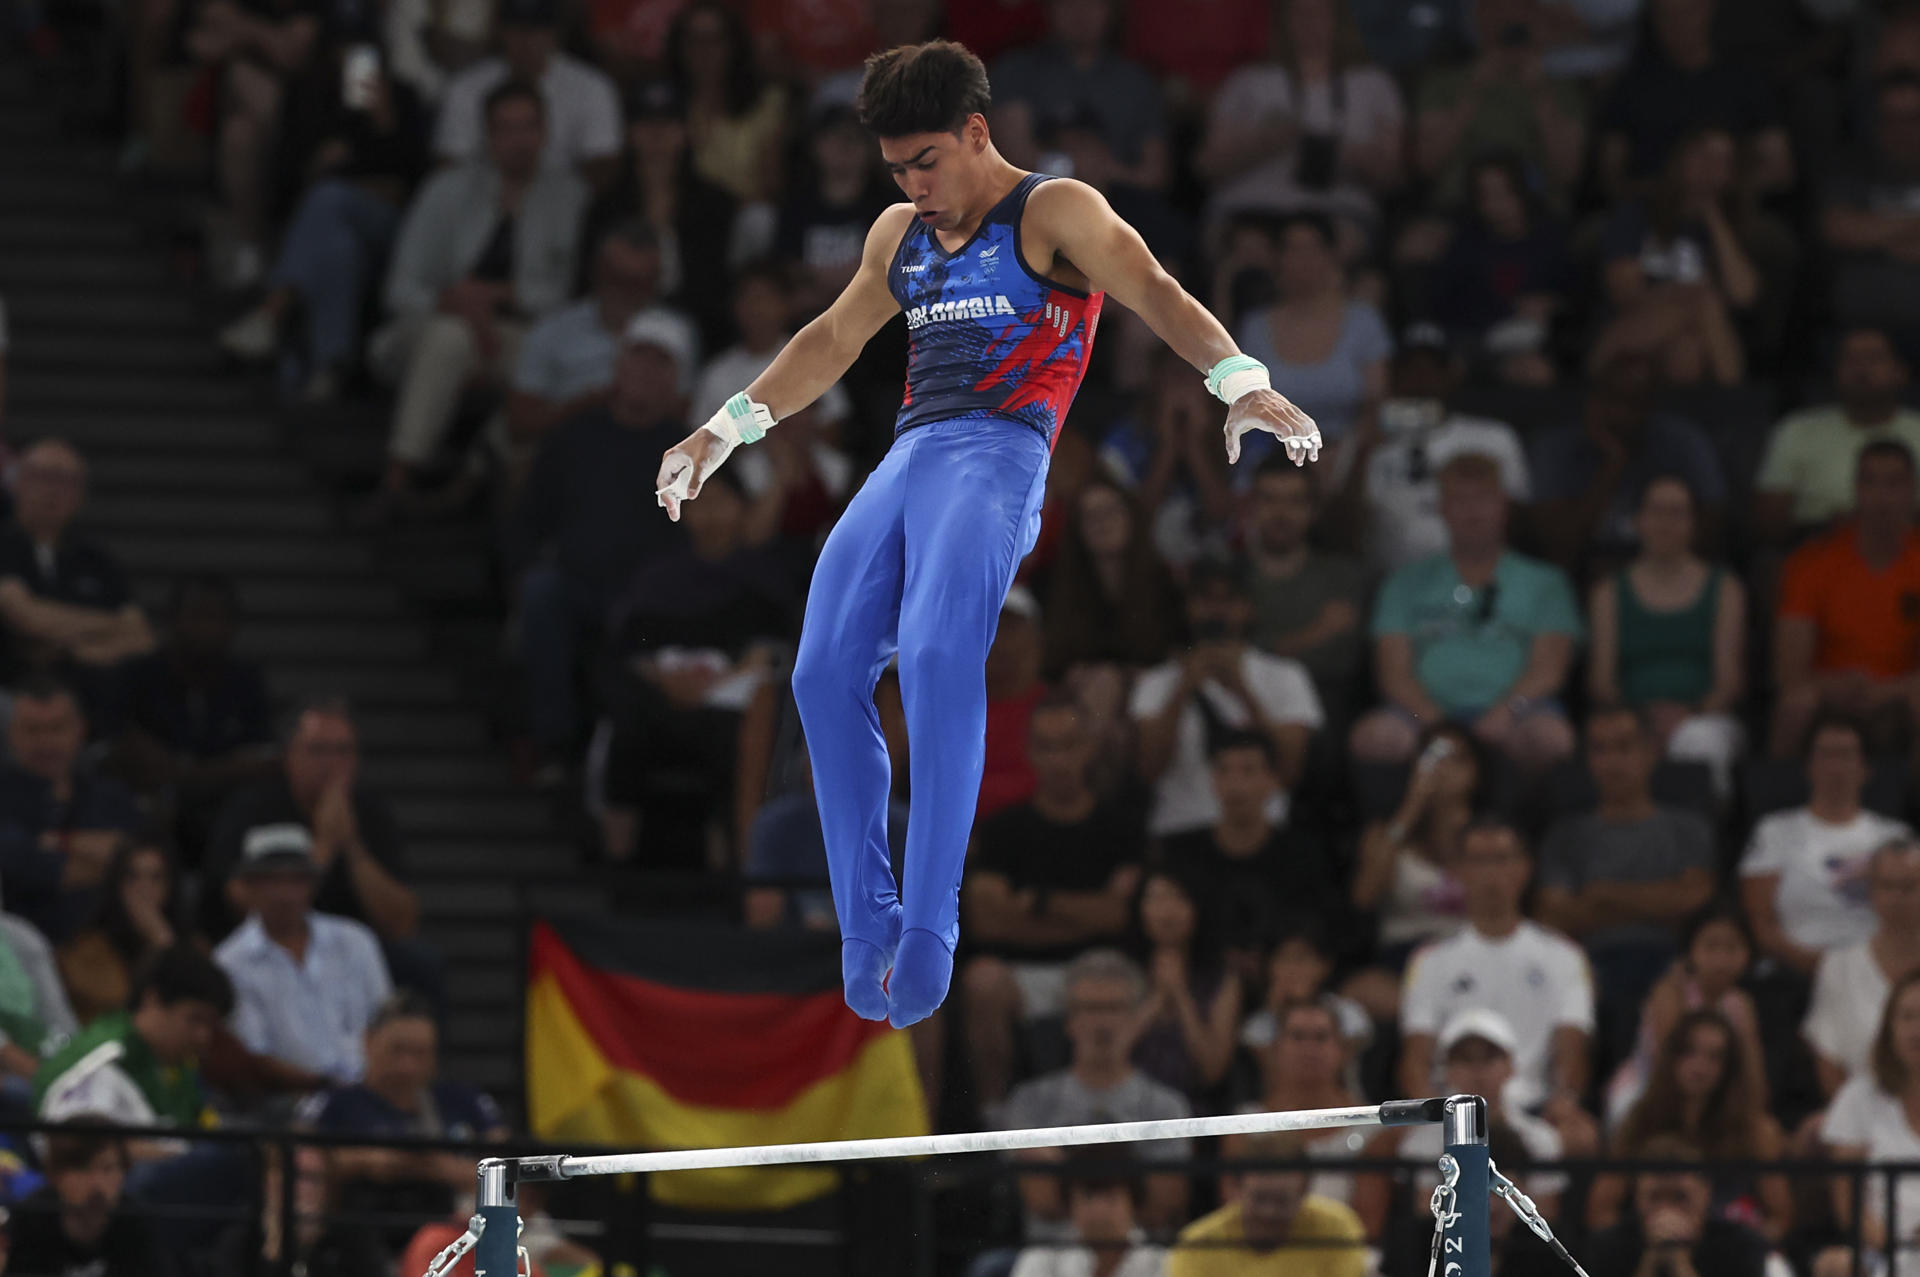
[
  {"x1": 1438, "y1": 1008, "x2": 1518, "y2": 1058},
  {"x1": 623, "y1": 309, "x2": 698, "y2": 392}
]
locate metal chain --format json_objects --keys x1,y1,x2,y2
[
  {"x1": 1489, "y1": 1158, "x2": 1594, "y2": 1277},
  {"x1": 1427, "y1": 1154, "x2": 1463, "y2": 1277},
  {"x1": 419, "y1": 1214, "x2": 532, "y2": 1277}
]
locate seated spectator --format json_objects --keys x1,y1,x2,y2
[
  {"x1": 1740, "y1": 715, "x2": 1911, "y2": 977},
  {"x1": 1770, "y1": 442, "x2": 1920, "y2": 759},
  {"x1": 584, "y1": 79, "x2": 740, "y2": 351},
  {"x1": 58, "y1": 840, "x2": 183, "y2": 1027},
  {"x1": 1041, "y1": 474, "x2": 1183, "y2": 682},
  {"x1": 0, "y1": 903, "x2": 76, "y2": 1092},
  {"x1": 1428, "y1": 154, "x2": 1572, "y2": 384},
  {"x1": 1132, "y1": 558, "x2": 1323, "y2": 839},
  {"x1": 214, "y1": 45, "x2": 430, "y2": 398},
  {"x1": 1754, "y1": 328, "x2": 1920, "y2": 545},
  {"x1": 214, "y1": 824, "x2": 393, "y2": 1084},
  {"x1": 1412, "y1": 0, "x2": 1587, "y2": 209},
  {"x1": 1606, "y1": 902, "x2": 1765, "y2": 1125},
  {"x1": 1805, "y1": 838, "x2": 1920, "y2": 1096},
  {"x1": 1536, "y1": 706, "x2": 1716, "y2": 1014},
  {"x1": 990, "y1": 0, "x2": 1169, "y2": 194},
  {"x1": 1823, "y1": 72, "x2": 1920, "y2": 355},
  {"x1": 1127, "y1": 868, "x2": 1242, "y2": 1103},
  {"x1": 997, "y1": 950, "x2": 1192, "y2": 1243},
  {"x1": 514, "y1": 313, "x2": 695, "y2": 775},
  {"x1": 1588, "y1": 476, "x2": 1745, "y2": 795},
  {"x1": 1355, "y1": 1010, "x2": 1567, "y2": 1239},
  {"x1": 982, "y1": 586, "x2": 1051, "y2": 820},
  {"x1": 1010, "y1": 1167, "x2": 1168, "y2": 1277},
  {"x1": 1170, "y1": 1130, "x2": 1366, "y2": 1277},
  {"x1": 962, "y1": 693, "x2": 1144, "y2": 1108},
  {"x1": 1239, "y1": 924, "x2": 1373, "y2": 1088},
  {"x1": 114, "y1": 575, "x2": 277, "y2": 866},
  {"x1": 1247, "y1": 460, "x2": 1370, "y2": 723},
  {"x1": 1097, "y1": 345, "x2": 1236, "y2": 572},
  {"x1": 1349, "y1": 453, "x2": 1581, "y2": 770},
  {"x1": 1594, "y1": 0, "x2": 1791, "y2": 199},
  {"x1": 7, "y1": 1122, "x2": 168, "y2": 1277},
  {"x1": 298, "y1": 992, "x2": 508, "y2": 1249},
  {"x1": 743, "y1": 753, "x2": 908, "y2": 932},
  {"x1": 665, "y1": 2, "x2": 787, "y2": 204},
  {"x1": 38, "y1": 945, "x2": 232, "y2": 1128},
  {"x1": 1234, "y1": 214, "x2": 1390, "y2": 468},
  {"x1": 1348, "y1": 724, "x2": 1477, "y2": 977},
  {"x1": 1196, "y1": 0, "x2": 1403, "y2": 254},
  {"x1": 1400, "y1": 821, "x2": 1596, "y2": 1143},
  {"x1": 1355, "y1": 324, "x2": 1530, "y2": 572},
  {"x1": 1591, "y1": 1010, "x2": 1792, "y2": 1243},
  {"x1": 205, "y1": 1143, "x2": 390, "y2": 1277},
  {"x1": 432, "y1": 0, "x2": 621, "y2": 183},
  {"x1": 1586, "y1": 1137, "x2": 1771, "y2": 1277},
  {"x1": 371, "y1": 81, "x2": 588, "y2": 505},
  {"x1": 776, "y1": 103, "x2": 893, "y2": 319},
  {"x1": 0, "y1": 678, "x2": 143, "y2": 943},
  {"x1": 1231, "y1": 998, "x2": 1364, "y2": 1206},
  {"x1": 1820, "y1": 970, "x2": 1920, "y2": 1277},
  {"x1": 0, "y1": 440, "x2": 155, "y2": 696},
  {"x1": 1530, "y1": 349, "x2": 1726, "y2": 573}
]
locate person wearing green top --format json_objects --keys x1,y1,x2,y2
[{"x1": 1350, "y1": 451, "x2": 1581, "y2": 770}]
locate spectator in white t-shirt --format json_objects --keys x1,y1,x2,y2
[
  {"x1": 1805, "y1": 837, "x2": 1920, "y2": 1098},
  {"x1": 1008, "y1": 1170, "x2": 1168, "y2": 1277},
  {"x1": 1130, "y1": 556, "x2": 1325, "y2": 838},
  {"x1": 1818, "y1": 969, "x2": 1920, "y2": 1277},
  {"x1": 433, "y1": 0, "x2": 622, "y2": 185},
  {"x1": 1355, "y1": 325, "x2": 1530, "y2": 570},
  {"x1": 1400, "y1": 820, "x2": 1596, "y2": 1144},
  {"x1": 1740, "y1": 716, "x2": 1909, "y2": 977}
]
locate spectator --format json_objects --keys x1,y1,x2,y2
[
  {"x1": 1586, "y1": 1137, "x2": 1772, "y2": 1277},
  {"x1": 1754, "y1": 328, "x2": 1920, "y2": 545},
  {"x1": 1355, "y1": 324, "x2": 1531, "y2": 572},
  {"x1": 1400, "y1": 820, "x2": 1596, "y2": 1135},
  {"x1": 1412, "y1": 0, "x2": 1587, "y2": 208},
  {"x1": 1740, "y1": 715, "x2": 1910, "y2": 976},
  {"x1": 1595, "y1": 0, "x2": 1792, "y2": 198},
  {"x1": 1131, "y1": 558, "x2": 1324, "y2": 839},
  {"x1": 1041, "y1": 474, "x2": 1183, "y2": 681},
  {"x1": 1246, "y1": 459, "x2": 1370, "y2": 723},
  {"x1": 1587, "y1": 476, "x2": 1746, "y2": 796},
  {"x1": 1009, "y1": 1169, "x2": 1169, "y2": 1277},
  {"x1": 1529, "y1": 349, "x2": 1727, "y2": 573},
  {"x1": 1231, "y1": 998, "x2": 1364, "y2": 1206},
  {"x1": 0, "y1": 678, "x2": 143, "y2": 944},
  {"x1": 990, "y1": 0, "x2": 1169, "y2": 193},
  {"x1": 1234, "y1": 214, "x2": 1391, "y2": 468},
  {"x1": 58, "y1": 840, "x2": 184, "y2": 1026},
  {"x1": 1097, "y1": 345, "x2": 1236, "y2": 573},
  {"x1": 37, "y1": 945, "x2": 232, "y2": 1128},
  {"x1": 980, "y1": 587, "x2": 1053, "y2": 819},
  {"x1": 776, "y1": 103, "x2": 893, "y2": 319},
  {"x1": 515, "y1": 311, "x2": 696, "y2": 775},
  {"x1": 1169, "y1": 1130, "x2": 1366, "y2": 1277},
  {"x1": 1590, "y1": 1010, "x2": 1792, "y2": 1243},
  {"x1": 7, "y1": 1123, "x2": 168, "y2": 1277},
  {"x1": 1239, "y1": 924, "x2": 1373, "y2": 1086},
  {"x1": 298, "y1": 992, "x2": 508, "y2": 1248},
  {"x1": 372, "y1": 80, "x2": 589, "y2": 506},
  {"x1": 205, "y1": 1143, "x2": 390, "y2": 1277},
  {"x1": 666, "y1": 1, "x2": 787, "y2": 204},
  {"x1": 1197, "y1": 0, "x2": 1403, "y2": 252},
  {"x1": 1820, "y1": 969, "x2": 1920, "y2": 1277},
  {"x1": 432, "y1": 0, "x2": 621, "y2": 183},
  {"x1": 1823, "y1": 72, "x2": 1920, "y2": 352},
  {"x1": 1770, "y1": 441, "x2": 1920, "y2": 758},
  {"x1": 998, "y1": 949, "x2": 1193, "y2": 1242},
  {"x1": 213, "y1": 822, "x2": 393, "y2": 1084},
  {"x1": 0, "y1": 440, "x2": 155, "y2": 692},
  {"x1": 214, "y1": 44, "x2": 430, "y2": 399},
  {"x1": 1535, "y1": 706, "x2": 1716, "y2": 1013},
  {"x1": 584, "y1": 78, "x2": 741, "y2": 351},
  {"x1": 1349, "y1": 725, "x2": 1477, "y2": 975},
  {"x1": 962, "y1": 694, "x2": 1142, "y2": 1108},
  {"x1": 1428, "y1": 154, "x2": 1573, "y2": 383},
  {"x1": 1805, "y1": 837, "x2": 1920, "y2": 1095},
  {"x1": 114, "y1": 575, "x2": 277, "y2": 867},
  {"x1": 1349, "y1": 452, "x2": 1581, "y2": 770},
  {"x1": 1126, "y1": 867, "x2": 1242, "y2": 1102}
]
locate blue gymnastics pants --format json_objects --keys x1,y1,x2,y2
[{"x1": 792, "y1": 415, "x2": 1050, "y2": 1028}]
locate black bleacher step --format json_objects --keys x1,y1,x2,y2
[
  {"x1": 106, "y1": 534, "x2": 374, "y2": 575},
  {"x1": 354, "y1": 709, "x2": 490, "y2": 752},
  {"x1": 409, "y1": 841, "x2": 577, "y2": 878},
  {"x1": 268, "y1": 664, "x2": 462, "y2": 705},
  {"x1": 419, "y1": 926, "x2": 521, "y2": 963},
  {"x1": 237, "y1": 622, "x2": 430, "y2": 664},
  {"x1": 11, "y1": 374, "x2": 255, "y2": 413},
  {"x1": 420, "y1": 881, "x2": 518, "y2": 919},
  {"x1": 0, "y1": 215, "x2": 141, "y2": 250},
  {"x1": 89, "y1": 454, "x2": 310, "y2": 492},
  {"x1": 11, "y1": 334, "x2": 223, "y2": 375},
  {"x1": 9, "y1": 291, "x2": 200, "y2": 330},
  {"x1": 231, "y1": 579, "x2": 407, "y2": 619},
  {"x1": 359, "y1": 754, "x2": 517, "y2": 792},
  {"x1": 0, "y1": 253, "x2": 171, "y2": 288},
  {"x1": 385, "y1": 556, "x2": 496, "y2": 604},
  {"x1": 393, "y1": 796, "x2": 555, "y2": 837},
  {"x1": 443, "y1": 1011, "x2": 516, "y2": 1053},
  {"x1": 87, "y1": 496, "x2": 332, "y2": 535},
  {"x1": 439, "y1": 1053, "x2": 517, "y2": 1095},
  {"x1": 446, "y1": 964, "x2": 524, "y2": 1005},
  {"x1": 0, "y1": 172, "x2": 131, "y2": 210},
  {"x1": 523, "y1": 884, "x2": 609, "y2": 916},
  {"x1": 17, "y1": 412, "x2": 279, "y2": 454}
]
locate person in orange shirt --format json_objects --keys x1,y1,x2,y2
[{"x1": 1772, "y1": 440, "x2": 1920, "y2": 757}]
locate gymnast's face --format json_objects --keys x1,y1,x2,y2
[{"x1": 880, "y1": 115, "x2": 993, "y2": 235}]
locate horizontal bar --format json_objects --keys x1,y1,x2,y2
[{"x1": 525, "y1": 1100, "x2": 1443, "y2": 1181}]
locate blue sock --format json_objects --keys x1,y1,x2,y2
[
  {"x1": 887, "y1": 928, "x2": 953, "y2": 1028},
  {"x1": 842, "y1": 937, "x2": 894, "y2": 1021}
]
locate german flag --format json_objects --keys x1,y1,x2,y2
[{"x1": 526, "y1": 917, "x2": 929, "y2": 1210}]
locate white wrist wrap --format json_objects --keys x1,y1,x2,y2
[
  {"x1": 1205, "y1": 354, "x2": 1272, "y2": 405},
  {"x1": 702, "y1": 392, "x2": 776, "y2": 448}
]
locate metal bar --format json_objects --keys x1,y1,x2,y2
[
  {"x1": 474, "y1": 1161, "x2": 518, "y2": 1277},
  {"x1": 1444, "y1": 1095, "x2": 1492, "y2": 1277}
]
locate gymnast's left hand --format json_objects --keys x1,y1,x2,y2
[
  {"x1": 1224, "y1": 388, "x2": 1321, "y2": 467},
  {"x1": 655, "y1": 425, "x2": 736, "y2": 522}
]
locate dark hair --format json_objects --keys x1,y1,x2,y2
[
  {"x1": 1402, "y1": 724, "x2": 1494, "y2": 841},
  {"x1": 1463, "y1": 150, "x2": 1542, "y2": 225},
  {"x1": 1125, "y1": 865, "x2": 1227, "y2": 977},
  {"x1": 1042, "y1": 474, "x2": 1181, "y2": 675},
  {"x1": 732, "y1": 258, "x2": 790, "y2": 296},
  {"x1": 483, "y1": 79, "x2": 545, "y2": 126},
  {"x1": 168, "y1": 573, "x2": 238, "y2": 619},
  {"x1": 1680, "y1": 898, "x2": 1754, "y2": 965},
  {"x1": 1254, "y1": 449, "x2": 1321, "y2": 499},
  {"x1": 1878, "y1": 69, "x2": 1920, "y2": 105},
  {"x1": 667, "y1": 1, "x2": 761, "y2": 119},
  {"x1": 368, "y1": 990, "x2": 438, "y2": 1034},
  {"x1": 1617, "y1": 1009, "x2": 1764, "y2": 1159},
  {"x1": 1636, "y1": 470, "x2": 1697, "y2": 515},
  {"x1": 1064, "y1": 1149, "x2": 1143, "y2": 1206},
  {"x1": 132, "y1": 945, "x2": 235, "y2": 1018},
  {"x1": 13, "y1": 673, "x2": 79, "y2": 713},
  {"x1": 1838, "y1": 326, "x2": 1903, "y2": 370},
  {"x1": 857, "y1": 41, "x2": 992, "y2": 138},
  {"x1": 1462, "y1": 814, "x2": 1528, "y2": 854},
  {"x1": 1273, "y1": 211, "x2": 1339, "y2": 254},
  {"x1": 1584, "y1": 702, "x2": 1652, "y2": 741},
  {"x1": 1805, "y1": 710, "x2": 1866, "y2": 761},
  {"x1": 44, "y1": 1117, "x2": 129, "y2": 1178},
  {"x1": 94, "y1": 839, "x2": 181, "y2": 969},
  {"x1": 1185, "y1": 553, "x2": 1251, "y2": 598},
  {"x1": 1858, "y1": 437, "x2": 1918, "y2": 480},
  {"x1": 1208, "y1": 728, "x2": 1277, "y2": 770},
  {"x1": 282, "y1": 694, "x2": 356, "y2": 745},
  {"x1": 1653, "y1": 127, "x2": 1748, "y2": 241},
  {"x1": 598, "y1": 217, "x2": 660, "y2": 256},
  {"x1": 1273, "y1": 995, "x2": 1343, "y2": 1042},
  {"x1": 1875, "y1": 969, "x2": 1920, "y2": 1093}
]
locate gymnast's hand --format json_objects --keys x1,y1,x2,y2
[
  {"x1": 655, "y1": 424, "x2": 737, "y2": 522},
  {"x1": 1224, "y1": 387, "x2": 1321, "y2": 466}
]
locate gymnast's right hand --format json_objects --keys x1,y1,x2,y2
[{"x1": 655, "y1": 425, "x2": 735, "y2": 522}]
